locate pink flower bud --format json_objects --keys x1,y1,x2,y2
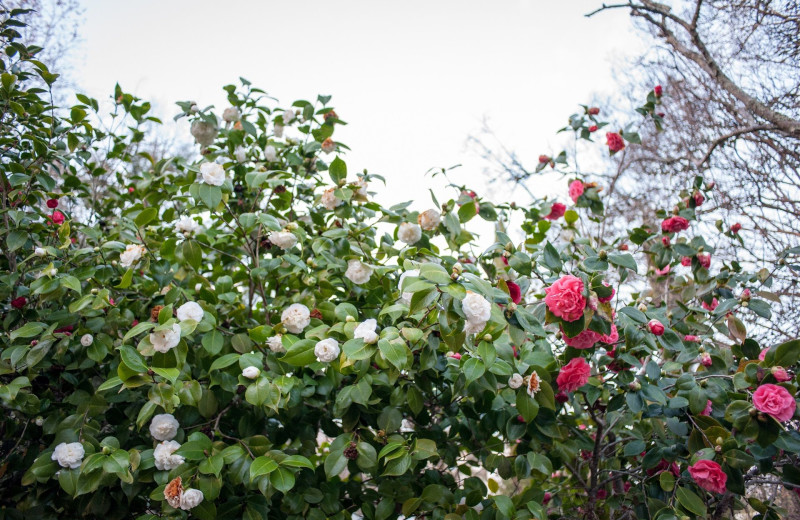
[
  {"x1": 648, "y1": 319, "x2": 665, "y2": 336},
  {"x1": 700, "y1": 352, "x2": 712, "y2": 367},
  {"x1": 771, "y1": 366, "x2": 791, "y2": 382}
]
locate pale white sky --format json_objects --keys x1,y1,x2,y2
[{"x1": 76, "y1": 0, "x2": 640, "y2": 208}]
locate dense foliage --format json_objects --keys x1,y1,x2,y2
[{"x1": 1, "y1": 9, "x2": 799, "y2": 520}]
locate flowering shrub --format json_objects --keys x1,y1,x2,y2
[{"x1": 1, "y1": 10, "x2": 799, "y2": 520}]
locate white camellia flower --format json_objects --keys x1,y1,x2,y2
[
  {"x1": 180, "y1": 489, "x2": 204, "y2": 510},
  {"x1": 34, "y1": 247, "x2": 47, "y2": 257},
  {"x1": 418, "y1": 209, "x2": 441, "y2": 231},
  {"x1": 120, "y1": 244, "x2": 145, "y2": 268},
  {"x1": 176, "y1": 301, "x2": 204, "y2": 322},
  {"x1": 281, "y1": 303, "x2": 311, "y2": 334},
  {"x1": 464, "y1": 319, "x2": 487, "y2": 335},
  {"x1": 234, "y1": 146, "x2": 247, "y2": 163},
  {"x1": 264, "y1": 145, "x2": 277, "y2": 162},
  {"x1": 222, "y1": 107, "x2": 240, "y2": 122},
  {"x1": 508, "y1": 373, "x2": 524, "y2": 389},
  {"x1": 273, "y1": 124, "x2": 284, "y2": 138},
  {"x1": 321, "y1": 187, "x2": 343, "y2": 210},
  {"x1": 153, "y1": 440, "x2": 185, "y2": 471},
  {"x1": 354, "y1": 178, "x2": 368, "y2": 197},
  {"x1": 462, "y1": 291, "x2": 491, "y2": 334},
  {"x1": 80, "y1": 334, "x2": 93, "y2": 347},
  {"x1": 345, "y1": 259, "x2": 372, "y2": 285},
  {"x1": 268, "y1": 230, "x2": 297, "y2": 250},
  {"x1": 51, "y1": 442, "x2": 84, "y2": 469},
  {"x1": 398, "y1": 269, "x2": 420, "y2": 304},
  {"x1": 194, "y1": 283, "x2": 203, "y2": 292},
  {"x1": 354, "y1": 319, "x2": 379, "y2": 344},
  {"x1": 242, "y1": 366, "x2": 260, "y2": 379},
  {"x1": 200, "y1": 163, "x2": 226, "y2": 186},
  {"x1": 150, "y1": 324, "x2": 182, "y2": 353},
  {"x1": 175, "y1": 216, "x2": 201, "y2": 236},
  {"x1": 398, "y1": 222, "x2": 422, "y2": 245},
  {"x1": 190, "y1": 120, "x2": 217, "y2": 147},
  {"x1": 149, "y1": 413, "x2": 179, "y2": 441},
  {"x1": 283, "y1": 109, "x2": 296, "y2": 123},
  {"x1": 314, "y1": 338, "x2": 340, "y2": 363},
  {"x1": 267, "y1": 335, "x2": 286, "y2": 353}
]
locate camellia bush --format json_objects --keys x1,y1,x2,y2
[{"x1": 2, "y1": 8, "x2": 800, "y2": 520}]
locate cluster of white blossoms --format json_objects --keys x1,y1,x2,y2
[
  {"x1": 234, "y1": 146, "x2": 247, "y2": 163},
  {"x1": 268, "y1": 230, "x2": 297, "y2": 250},
  {"x1": 175, "y1": 216, "x2": 201, "y2": 236},
  {"x1": 321, "y1": 187, "x2": 343, "y2": 211},
  {"x1": 222, "y1": 106, "x2": 240, "y2": 123},
  {"x1": 242, "y1": 366, "x2": 260, "y2": 379},
  {"x1": 345, "y1": 259, "x2": 372, "y2": 285},
  {"x1": 264, "y1": 145, "x2": 278, "y2": 162},
  {"x1": 150, "y1": 324, "x2": 182, "y2": 353},
  {"x1": 315, "y1": 338, "x2": 340, "y2": 363},
  {"x1": 177, "y1": 301, "x2": 204, "y2": 322},
  {"x1": 51, "y1": 442, "x2": 84, "y2": 469},
  {"x1": 120, "y1": 244, "x2": 145, "y2": 268},
  {"x1": 508, "y1": 373, "x2": 524, "y2": 389},
  {"x1": 178, "y1": 489, "x2": 204, "y2": 510},
  {"x1": 149, "y1": 413, "x2": 179, "y2": 441},
  {"x1": 190, "y1": 120, "x2": 217, "y2": 147},
  {"x1": 80, "y1": 334, "x2": 93, "y2": 347},
  {"x1": 267, "y1": 334, "x2": 286, "y2": 353},
  {"x1": 462, "y1": 291, "x2": 491, "y2": 334},
  {"x1": 398, "y1": 222, "x2": 422, "y2": 245},
  {"x1": 417, "y1": 209, "x2": 441, "y2": 231},
  {"x1": 282, "y1": 303, "x2": 311, "y2": 334},
  {"x1": 153, "y1": 440, "x2": 185, "y2": 471},
  {"x1": 200, "y1": 162, "x2": 226, "y2": 186},
  {"x1": 398, "y1": 269, "x2": 420, "y2": 304},
  {"x1": 354, "y1": 319, "x2": 379, "y2": 344}
]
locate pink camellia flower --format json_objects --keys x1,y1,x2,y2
[
  {"x1": 598, "y1": 284, "x2": 615, "y2": 304},
  {"x1": 681, "y1": 256, "x2": 692, "y2": 267},
  {"x1": 771, "y1": 367, "x2": 791, "y2": 383},
  {"x1": 693, "y1": 192, "x2": 705, "y2": 207},
  {"x1": 448, "y1": 352, "x2": 462, "y2": 360},
  {"x1": 538, "y1": 155, "x2": 550, "y2": 164},
  {"x1": 545, "y1": 275, "x2": 586, "y2": 322},
  {"x1": 568, "y1": 180, "x2": 585, "y2": 203},
  {"x1": 128, "y1": 186, "x2": 135, "y2": 193},
  {"x1": 697, "y1": 253, "x2": 711, "y2": 269},
  {"x1": 517, "y1": 415, "x2": 525, "y2": 423},
  {"x1": 759, "y1": 348, "x2": 769, "y2": 361},
  {"x1": 661, "y1": 236, "x2": 671, "y2": 247},
  {"x1": 46, "y1": 198, "x2": 58, "y2": 208},
  {"x1": 731, "y1": 223, "x2": 742, "y2": 234},
  {"x1": 543, "y1": 492, "x2": 552, "y2": 505},
  {"x1": 507, "y1": 281, "x2": 522, "y2": 304},
  {"x1": 752, "y1": 384, "x2": 796, "y2": 422},
  {"x1": 588, "y1": 125, "x2": 598, "y2": 132},
  {"x1": 689, "y1": 460, "x2": 727, "y2": 494},
  {"x1": 555, "y1": 391, "x2": 569, "y2": 403},
  {"x1": 741, "y1": 288, "x2": 751, "y2": 301},
  {"x1": 50, "y1": 210, "x2": 65, "y2": 225},
  {"x1": 655, "y1": 265, "x2": 670, "y2": 276},
  {"x1": 702, "y1": 298, "x2": 719, "y2": 311},
  {"x1": 700, "y1": 352, "x2": 712, "y2": 367},
  {"x1": 544, "y1": 202, "x2": 566, "y2": 220},
  {"x1": 654, "y1": 85, "x2": 663, "y2": 97},
  {"x1": 599, "y1": 324, "x2": 619, "y2": 345},
  {"x1": 684, "y1": 335, "x2": 700, "y2": 342},
  {"x1": 700, "y1": 400, "x2": 713, "y2": 416},
  {"x1": 556, "y1": 357, "x2": 591, "y2": 392},
  {"x1": 11, "y1": 296, "x2": 27, "y2": 309},
  {"x1": 132, "y1": 319, "x2": 139, "y2": 327},
  {"x1": 562, "y1": 328, "x2": 601, "y2": 350},
  {"x1": 648, "y1": 319, "x2": 665, "y2": 336},
  {"x1": 606, "y1": 132, "x2": 625, "y2": 153},
  {"x1": 661, "y1": 216, "x2": 690, "y2": 233},
  {"x1": 588, "y1": 107, "x2": 600, "y2": 115}
]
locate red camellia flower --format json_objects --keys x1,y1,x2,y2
[
  {"x1": 731, "y1": 223, "x2": 742, "y2": 234},
  {"x1": 618, "y1": 243, "x2": 629, "y2": 251},
  {"x1": 506, "y1": 281, "x2": 522, "y2": 304},
  {"x1": 606, "y1": 132, "x2": 625, "y2": 153},
  {"x1": 599, "y1": 324, "x2": 618, "y2": 345},
  {"x1": 556, "y1": 357, "x2": 591, "y2": 392},
  {"x1": 50, "y1": 210, "x2": 65, "y2": 225},
  {"x1": 545, "y1": 202, "x2": 566, "y2": 220},
  {"x1": 661, "y1": 216, "x2": 689, "y2": 233},
  {"x1": 568, "y1": 180, "x2": 585, "y2": 203},
  {"x1": 753, "y1": 384, "x2": 796, "y2": 422},
  {"x1": 555, "y1": 391, "x2": 569, "y2": 403},
  {"x1": 654, "y1": 85, "x2": 663, "y2": 97},
  {"x1": 588, "y1": 107, "x2": 600, "y2": 115},
  {"x1": 702, "y1": 298, "x2": 719, "y2": 311},
  {"x1": 11, "y1": 296, "x2": 27, "y2": 309},
  {"x1": 648, "y1": 319, "x2": 665, "y2": 336},
  {"x1": 538, "y1": 155, "x2": 550, "y2": 164},
  {"x1": 661, "y1": 236, "x2": 670, "y2": 247},
  {"x1": 542, "y1": 492, "x2": 552, "y2": 505},
  {"x1": 562, "y1": 328, "x2": 601, "y2": 350},
  {"x1": 545, "y1": 275, "x2": 586, "y2": 322},
  {"x1": 697, "y1": 253, "x2": 711, "y2": 269},
  {"x1": 46, "y1": 198, "x2": 58, "y2": 208},
  {"x1": 681, "y1": 256, "x2": 692, "y2": 266},
  {"x1": 588, "y1": 125, "x2": 598, "y2": 132},
  {"x1": 689, "y1": 460, "x2": 727, "y2": 494},
  {"x1": 693, "y1": 192, "x2": 704, "y2": 206},
  {"x1": 684, "y1": 335, "x2": 700, "y2": 342}
]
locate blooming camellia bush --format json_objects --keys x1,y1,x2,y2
[{"x1": 2, "y1": 9, "x2": 800, "y2": 520}]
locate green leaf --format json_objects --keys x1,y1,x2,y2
[
  {"x1": 119, "y1": 345, "x2": 148, "y2": 373},
  {"x1": 281, "y1": 339, "x2": 317, "y2": 366},
  {"x1": 281, "y1": 455, "x2": 313, "y2": 470},
  {"x1": 607, "y1": 253, "x2": 637, "y2": 272},
  {"x1": 123, "y1": 321, "x2": 156, "y2": 343},
  {"x1": 770, "y1": 339, "x2": 800, "y2": 368},
  {"x1": 269, "y1": 467, "x2": 296, "y2": 492},
  {"x1": 134, "y1": 207, "x2": 158, "y2": 227},
  {"x1": 463, "y1": 358, "x2": 485, "y2": 383},
  {"x1": 209, "y1": 353, "x2": 239, "y2": 372},
  {"x1": 542, "y1": 242, "x2": 561, "y2": 271},
  {"x1": 249, "y1": 456, "x2": 278, "y2": 480},
  {"x1": 379, "y1": 339, "x2": 408, "y2": 370},
  {"x1": 10, "y1": 322, "x2": 45, "y2": 340},
  {"x1": 115, "y1": 269, "x2": 133, "y2": 289},
  {"x1": 420, "y1": 263, "x2": 451, "y2": 285},
  {"x1": 516, "y1": 391, "x2": 539, "y2": 422},
  {"x1": 676, "y1": 486, "x2": 707, "y2": 517},
  {"x1": 329, "y1": 156, "x2": 347, "y2": 184},
  {"x1": 183, "y1": 240, "x2": 203, "y2": 271}
]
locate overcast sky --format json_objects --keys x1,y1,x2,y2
[{"x1": 76, "y1": 0, "x2": 641, "y2": 208}]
